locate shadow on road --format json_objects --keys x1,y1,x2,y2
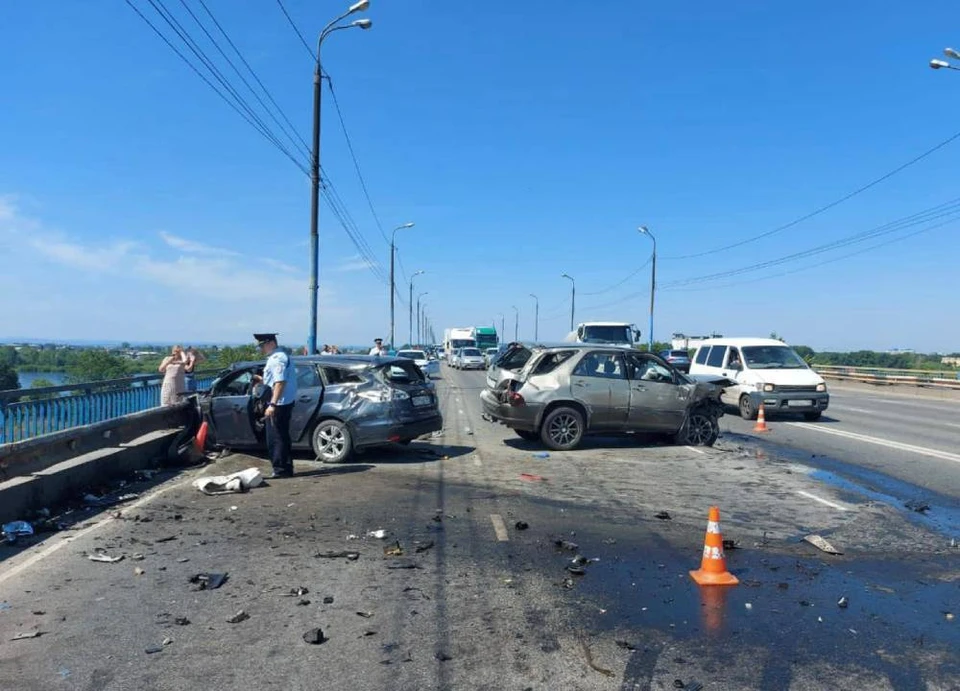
[{"x1": 501, "y1": 433, "x2": 670, "y2": 453}]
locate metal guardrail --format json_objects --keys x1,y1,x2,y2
[
  {"x1": 814, "y1": 365, "x2": 960, "y2": 390},
  {"x1": 0, "y1": 370, "x2": 220, "y2": 445}
]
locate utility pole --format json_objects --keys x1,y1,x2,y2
[
  {"x1": 389, "y1": 222, "x2": 415, "y2": 348},
  {"x1": 530, "y1": 293, "x2": 539, "y2": 341},
  {"x1": 561, "y1": 274, "x2": 575, "y2": 331},
  {"x1": 512, "y1": 305, "x2": 519, "y2": 341},
  {"x1": 639, "y1": 226, "x2": 657, "y2": 351}
]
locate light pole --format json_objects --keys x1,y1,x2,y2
[
  {"x1": 498, "y1": 313, "x2": 505, "y2": 341},
  {"x1": 930, "y1": 48, "x2": 960, "y2": 71},
  {"x1": 561, "y1": 273, "x2": 575, "y2": 331},
  {"x1": 308, "y1": 0, "x2": 372, "y2": 354},
  {"x1": 529, "y1": 293, "x2": 539, "y2": 341},
  {"x1": 638, "y1": 226, "x2": 657, "y2": 351},
  {"x1": 408, "y1": 270, "x2": 424, "y2": 346},
  {"x1": 512, "y1": 305, "x2": 519, "y2": 341},
  {"x1": 389, "y1": 221, "x2": 415, "y2": 348},
  {"x1": 416, "y1": 291, "x2": 429, "y2": 345}
]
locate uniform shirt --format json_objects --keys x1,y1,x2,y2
[
  {"x1": 263, "y1": 348, "x2": 298, "y2": 405},
  {"x1": 369, "y1": 346, "x2": 387, "y2": 356}
]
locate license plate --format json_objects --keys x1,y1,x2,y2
[
  {"x1": 412, "y1": 395, "x2": 432, "y2": 407},
  {"x1": 787, "y1": 399, "x2": 812, "y2": 407}
]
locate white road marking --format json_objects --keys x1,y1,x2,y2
[
  {"x1": 685, "y1": 446, "x2": 706, "y2": 455},
  {"x1": 797, "y1": 490, "x2": 851, "y2": 512},
  {"x1": 784, "y1": 422, "x2": 960, "y2": 464},
  {"x1": 490, "y1": 514, "x2": 509, "y2": 541},
  {"x1": 836, "y1": 406, "x2": 877, "y2": 415}
]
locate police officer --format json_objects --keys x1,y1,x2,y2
[{"x1": 253, "y1": 333, "x2": 298, "y2": 479}]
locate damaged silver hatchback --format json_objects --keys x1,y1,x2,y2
[
  {"x1": 199, "y1": 355, "x2": 442, "y2": 463},
  {"x1": 480, "y1": 345, "x2": 725, "y2": 450}
]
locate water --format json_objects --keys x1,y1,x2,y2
[{"x1": 15, "y1": 371, "x2": 68, "y2": 389}]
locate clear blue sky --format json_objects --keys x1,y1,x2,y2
[{"x1": 1, "y1": 1, "x2": 958, "y2": 351}]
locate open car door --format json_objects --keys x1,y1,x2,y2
[{"x1": 206, "y1": 367, "x2": 261, "y2": 448}]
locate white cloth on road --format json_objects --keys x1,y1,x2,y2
[{"x1": 192, "y1": 468, "x2": 264, "y2": 495}]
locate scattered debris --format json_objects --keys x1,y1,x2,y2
[
  {"x1": 533, "y1": 452, "x2": 550, "y2": 459},
  {"x1": 131, "y1": 553, "x2": 145, "y2": 561},
  {"x1": 2, "y1": 521, "x2": 34, "y2": 544},
  {"x1": 174, "y1": 617, "x2": 190, "y2": 626},
  {"x1": 386, "y1": 561, "x2": 422, "y2": 570},
  {"x1": 803, "y1": 534, "x2": 842, "y2": 555},
  {"x1": 88, "y1": 550, "x2": 124, "y2": 564},
  {"x1": 315, "y1": 551, "x2": 360, "y2": 561},
  {"x1": 10, "y1": 631, "x2": 43, "y2": 641},
  {"x1": 615, "y1": 640, "x2": 638, "y2": 651},
  {"x1": 134, "y1": 567, "x2": 146, "y2": 577},
  {"x1": 745, "y1": 603, "x2": 753, "y2": 610},
  {"x1": 579, "y1": 637, "x2": 614, "y2": 678},
  {"x1": 566, "y1": 565, "x2": 586, "y2": 576},
  {"x1": 414, "y1": 540, "x2": 435, "y2": 554},
  {"x1": 435, "y1": 651, "x2": 453, "y2": 662},
  {"x1": 226, "y1": 610, "x2": 249, "y2": 624},
  {"x1": 367, "y1": 529, "x2": 388, "y2": 539},
  {"x1": 296, "y1": 599, "x2": 311, "y2": 606},
  {"x1": 722, "y1": 539, "x2": 739, "y2": 551},
  {"x1": 362, "y1": 630, "x2": 377, "y2": 637},
  {"x1": 561, "y1": 578, "x2": 575, "y2": 589},
  {"x1": 945, "y1": 612, "x2": 955, "y2": 622},
  {"x1": 799, "y1": 600, "x2": 812, "y2": 607},
  {"x1": 554, "y1": 539, "x2": 579, "y2": 552},
  {"x1": 322, "y1": 596, "x2": 334, "y2": 604},
  {"x1": 189, "y1": 572, "x2": 228, "y2": 590},
  {"x1": 176, "y1": 558, "x2": 190, "y2": 563},
  {"x1": 602, "y1": 538, "x2": 617, "y2": 545},
  {"x1": 145, "y1": 646, "x2": 164, "y2": 654},
  {"x1": 905, "y1": 499, "x2": 931, "y2": 514},
  {"x1": 192, "y1": 468, "x2": 263, "y2": 495},
  {"x1": 302, "y1": 628, "x2": 325, "y2": 645},
  {"x1": 514, "y1": 521, "x2": 529, "y2": 531},
  {"x1": 654, "y1": 511, "x2": 672, "y2": 520},
  {"x1": 464, "y1": 428, "x2": 473, "y2": 435},
  {"x1": 519, "y1": 473, "x2": 545, "y2": 482},
  {"x1": 154, "y1": 535, "x2": 177, "y2": 543},
  {"x1": 346, "y1": 534, "x2": 360, "y2": 540},
  {"x1": 356, "y1": 611, "x2": 374, "y2": 619},
  {"x1": 384, "y1": 542, "x2": 404, "y2": 557},
  {"x1": 838, "y1": 596, "x2": 849, "y2": 609}
]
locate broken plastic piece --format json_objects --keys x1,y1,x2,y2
[
  {"x1": 533, "y1": 452, "x2": 550, "y2": 459},
  {"x1": 519, "y1": 473, "x2": 545, "y2": 482},
  {"x1": 226, "y1": 610, "x2": 249, "y2": 624},
  {"x1": 367, "y1": 529, "x2": 388, "y2": 539},
  {"x1": 838, "y1": 596, "x2": 849, "y2": 609},
  {"x1": 315, "y1": 551, "x2": 360, "y2": 561},
  {"x1": 88, "y1": 551, "x2": 124, "y2": 563},
  {"x1": 134, "y1": 567, "x2": 146, "y2": 576},
  {"x1": 566, "y1": 565, "x2": 586, "y2": 576},
  {"x1": 145, "y1": 646, "x2": 164, "y2": 654},
  {"x1": 904, "y1": 499, "x2": 930, "y2": 514},
  {"x1": 189, "y1": 572, "x2": 228, "y2": 590},
  {"x1": 2, "y1": 521, "x2": 34, "y2": 544},
  {"x1": 554, "y1": 539, "x2": 579, "y2": 552},
  {"x1": 10, "y1": 631, "x2": 43, "y2": 641},
  {"x1": 356, "y1": 611, "x2": 374, "y2": 618},
  {"x1": 654, "y1": 511, "x2": 672, "y2": 520},
  {"x1": 722, "y1": 539, "x2": 738, "y2": 550},
  {"x1": 322, "y1": 596, "x2": 334, "y2": 604},
  {"x1": 192, "y1": 468, "x2": 263, "y2": 495},
  {"x1": 174, "y1": 617, "x2": 190, "y2": 626},
  {"x1": 303, "y1": 628, "x2": 325, "y2": 644},
  {"x1": 803, "y1": 534, "x2": 842, "y2": 555},
  {"x1": 383, "y1": 541, "x2": 404, "y2": 557},
  {"x1": 414, "y1": 540, "x2": 435, "y2": 553},
  {"x1": 514, "y1": 521, "x2": 529, "y2": 531}
]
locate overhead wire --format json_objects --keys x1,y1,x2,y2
[{"x1": 273, "y1": 0, "x2": 315, "y2": 60}]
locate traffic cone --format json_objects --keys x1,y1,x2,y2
[
  {"x1": 689, "y1": 506, "x2": 739, "y2": 586},
  {"x1": 753, "y1": 402, "x2": 769, "y2": 432},
  {"x1": 194, "y1": 421, "x2": 209, "y2": 453}
]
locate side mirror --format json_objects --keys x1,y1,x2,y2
[{"x1": 633, "y1": 330, "x2": 642, "y2": 342}]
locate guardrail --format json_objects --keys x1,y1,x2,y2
[
  {"x1": 814, "y1": 365, "x2": 960, "y2": 390},
  {"x1": 0, "y1": 370, "x2": 220, "y2": 445}
]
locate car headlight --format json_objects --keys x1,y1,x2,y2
[
  {"x1": 763, "y1": 383, "x2": 776, "y2": 392},
  {"x1": 816, "y1": 383, "x2": 827, "y2": 392}
]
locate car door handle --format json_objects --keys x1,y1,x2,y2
[{"x1": 298, "y1": 395, "x2": 312, "y2": 402}]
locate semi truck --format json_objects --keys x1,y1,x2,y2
[
  {"x1": 443, "y1": 327, "x2": 476, "y2": 360},
  {"x1": 471, "y1": 326, "x2": 498, "y2": 351},
  {"x1": 564, "y1": 321, "x2": 641, "y2": 348}
]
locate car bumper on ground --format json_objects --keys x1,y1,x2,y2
[
  {"x1": 747, "y1": 391, "x2": 829, "y2": 414},
  {"x1": 479, "y1": 388, "x2": 540, "y2": 431}
]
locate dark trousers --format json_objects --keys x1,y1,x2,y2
[{"x1": 266, "y1": 403, "x2": 294, "y2": 473}]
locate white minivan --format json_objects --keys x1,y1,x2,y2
[{"x1": 689, "y1": 338, "x2": 828, "y2": 421}]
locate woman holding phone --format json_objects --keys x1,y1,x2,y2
[{"x1": 159, "y1": 345, "x2": 187, "y2": 406}]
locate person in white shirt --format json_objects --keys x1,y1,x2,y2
[{"x1": 369, "y1": 338, "x2": 387, "y2": 356}]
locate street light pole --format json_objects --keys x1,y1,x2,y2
[
  {"x1": 561, "y1": 273, "x2": 575, "y2": 331},
  {"x1": 389, "y1": 221, "x2": 415, "y2": 348},
  {"x1": 498, "y1": 313, "x2": 505, "y2": 341},
  {"x1": 416, "y1": 291, "x2": 429, "y2": 345},
  {"x1": 408, "y1": 270, "x2": 424, "y2": 347},
  {"x1": 512, "y1": 305, "x2": 519, "y2": 341},
  {"x1": 638, "y1": 226, "x2": 657, "y2": 351},
  {"x1": 529, "y1": 293, "x2": 539, "y2": 341},
  {"x1": 308, "y1": 1, "x2": 372, "y2": 354}
]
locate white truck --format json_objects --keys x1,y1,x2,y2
[
  {"x1": 564, "y1": 321, "x2": 641, "y2": 349},
  {"x1": 443, "y1": 327, "x2": 476, "y2": 362}
]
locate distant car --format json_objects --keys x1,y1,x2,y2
[
  {"x1": 449, "y1": 348, "x2": 463, "y2": 368},
  {"x1": 481, "y1": 345, "x2": 726, "y2": 450},
  {"x1": 198, "y1": 355, "x2": 442, "y2": 463},
  {"x1": 458, "y1": 347, "x2": 486, "y2": 370},
  {"x1": 396, "y1": 349, "x2": 440, "y2": 379},
  {"x1": 659, "y1": 349, "x2": 692, "y2": 373},
  {"x1": 484, "y1": 348, "x2": 499, "y2": 367}
]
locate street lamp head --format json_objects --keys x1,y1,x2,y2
[
  {"x1": 414, "y1": 270, "x2": 425, "y2": 277},
  {"x1": 638, "y1": 225, "x2": 650, "y2": 234},
  {"x1": 561, "y1": 273, "x2": 573, "y2": 280},
  {"x1": 946, "y1": 48, "x2": 960, "y2": 60},
  {"x1": 397, "y1": 222, "x2": 415, "y2": 229},
  {"x1": 931, "y1": 59, "x2": 950, "y2": 69},
  {"x1": 353, "y1": 18, "x2": 373, "y2": 29},
  {"x1": 530, "y1": 293, "x2": 538, "y2": 300},
  {"x1": 348, "y1": 0, "x2": 370, "y2": 14}
]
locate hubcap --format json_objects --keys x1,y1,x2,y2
[
  {"x1": 319, "y1": 426, "x2": 345, "y2": 460},
  {"x1": 549, "y1": 413, "x2": 580, "y2": 446},
  {"x1": 687, "y1": 414, "x2": 715, "y2": 445}
]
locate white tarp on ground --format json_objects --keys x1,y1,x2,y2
[{"x1": 192, "y1": 468, "x2": 264, "y2": 495}]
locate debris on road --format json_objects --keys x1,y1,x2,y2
[
  {"x1": 315, "y1": 551, "x2": 360, "y2": 561},
  {"x1": 519, "y1": 473, "x2": 546, "y2": 482},
  {"x1": 383, "y1": 541, "x2": 404, "y2": 557},
  {"x1": 322, "y1": 596, "x2": 334, "y2": 604},
  {"x1": 905, "y1": 499, "x2": 931, "y2": 514},
  {"x1": 356, "y1": 611, "x2": 374, "y2": 619},
  {"x1": 386, "y1": 560, "x2": 422, "y2": 570},
  {"x1": 803, "y1": 534, "x2": 842, "y2": 555},
  {"x1": 2, "y1": 521, "x2": 34, "y2": 544},
  {"x1": 579, "y1": 637, "x2": 614, "y2": 678},
  {"x1": 566, "y1": 565, "x2": 586, "y2": 576},
  {"x1": 88, "y1": 550, "x2": 124, "y2": 564},
  {"x1": 367, "y1": 529, "x2": 388, "y2": 539},
  {"x1": 288, "y1": 587, "x2": 310, "y2": 597},
  {"x1": 722, "y1": 539, "x2": 739, "y2": 550},
  {"x1": 145, "y1": 646, "x2": 164, "y2": 654},
  {"x1": 302, "y1": 628, "x2": 325, "y2": 645},
  {"x1": 435, "y1": 651, "x2": 453, "y2": 662},
  {"x1": 838, "y1": 596, "x2": 849, "y2": 609},
  {"x1": 226, "y1": 610, "x2": 249, "y2": 624},
  {"x1": 514, "y1": 521, "x2": 529, "y2": 531},
  {"x1": 134, "y1": 567, "x2": 146, "y2": 576},
  {"x1": 945, "y1": 612, "x2": 955, "y2": 621},
  {"x1": 192, "y1": 468, "x2": 264, "y2": 495},
  {"x1": 561, "y1": 577, "x2": 575, "y2": 589},
  {"x1": 10, "y1": 631, "x2": 43, "y2": 641},
  {"x1": 554, "y1": 539, "x2": 579, "y2": 552},
  {"x1": 654, "y1": 511, "x2": 672, "y2": 520},
  {"x1": 533, "y1": 452, "x2": 550, "y2": 459},
  {"x1": 174, "y1": 617, "x2": 190, "y2": 626},
  {"x1": 131, "y1": 553, "x2": 145, "y2": 561},
  {"x1": 154, "y1": 535, "x2": 177, "y2": 543},
  {"x1": 189, "y1": 572, "x2": 228, "y2": 590},
  {"x1": 414, "y1": 540, "x2": 435, "y2": 553}
]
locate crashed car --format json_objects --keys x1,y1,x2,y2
[
  {"x1": 480, "y1": 345, "x2": 726, "y2": 450},
  {"x1": 198, "y1": 355, "x2": 442, "y2": 463}
]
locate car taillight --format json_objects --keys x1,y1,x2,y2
[{"x1": 508, "y1": 391, "x2": 525, "y2": 406}]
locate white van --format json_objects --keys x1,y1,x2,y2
[{"x1": 689, "y1": 338, "x2": 828, "y2": 421}]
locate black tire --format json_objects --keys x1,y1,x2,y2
[
  {"x1": 540, "y1": 406, "x2": 584, "y2": 451},
  {"x1": 676, "y1": 409, "x2": 720, "y2": 447},
  {"x1": 739, "y1": 395, "x2": 757, "y2": 421},
  {"x1": 312, "y1": 419, "x2": 352, "y2": 464},
  {"x1": 803, "y1": 411, "x2": 822, "y2": 421},
  {"x1": 515, "y1": 430, "x2": 538, "y2": 441}
]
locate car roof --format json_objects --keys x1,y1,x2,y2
[
  {"x1": 695, "y1": 338, "x2": 789, "y2": 348},
  {"x1": 530, "y1": 343, "x2": 636, "y2": 353},
  {"x1": 229, "y1": 354, "x2": 407, "y2": 371},
  {"x1": 578, "y1": 321, "x2": 631, "y2": 327}
]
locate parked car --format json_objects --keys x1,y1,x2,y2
[
  {"x1": 396, "y1": 349, "x2": 440, "y2": 379},
  {"x1": 486, "y1": 341, "x2": 570, "y2": 393},
  {"x1": 659, "y1": 349, "x2": 692, "y2": 373},
  {"x1": 484, "y1": 348, "x2": 500, "y2": 367},
  {"x1": 689, "y1": 337, "x2": 828, "y2": 421},
  {"x1": 480, "y1": 345, "x2": 726, "y2": 450},
  {"x1": 458, "y1": 347, "x2": 486, "y2": 370},
  {"x1": 198, "y1": 355, "x2": 442, "y2": 463}
]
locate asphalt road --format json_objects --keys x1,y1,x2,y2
[{"x1": 0, "y1": 365, "x2": 956, "y2": 690}]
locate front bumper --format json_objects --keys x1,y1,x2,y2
[
  {"x1": 747, "y1": 390, "x2": 829, "y2": 414},
  {"x1": 479, "y1": 388, "x2": 540, "y2": 431}
]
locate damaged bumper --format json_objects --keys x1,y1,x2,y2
[{"x1": 479, "y1": 388, "x2": 540, "y2": 432}]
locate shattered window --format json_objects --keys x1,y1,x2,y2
[
  {"x1": 322, "y1": 367, "x2": 364, "y2": 385},
  {"x1": 531, "y1": 350, "x2": 575, "y2": 376}
]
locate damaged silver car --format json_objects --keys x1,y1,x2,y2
[
  {"x1": 480, "y1": 345, "x2": 726, "y2": 450},
  {"x1": 198, "y1": 355, "x2": 442, "y2": 463}
]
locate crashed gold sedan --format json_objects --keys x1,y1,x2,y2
[{"x1": 480, "y1": 345, "x2": 726, "y2": 450}]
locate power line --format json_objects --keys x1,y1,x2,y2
[
  {"x1": 663, "y1": 129, "x2": 960, "y2": 260},
  {"x1": 274, "y1": 0, "x2": 315, "y2": 60},
  {"x1": 580, "y1": 256, "x2": 652, "y2": 296}
]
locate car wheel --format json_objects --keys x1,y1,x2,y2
[
  {"x1": 803, "y1": 411, "x2": 822, "y2": 421},
  {"x1": 515, "y1": 430, "x2": 538, "y2": 441},
  {"x1": 739, "y1": 395, "x2": 757, "y2": 421},
  {"x1": 312, "y1": 419, "x2": 352, "y2": 464},
  {"x1": 677, "y1": 409, "x2": 719, "y2": 447},
  {"x1": 540, "y1": 406, "x2": 584, "y2": 451}
]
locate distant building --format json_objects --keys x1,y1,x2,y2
[{"x1": 941, "y1": 356, "x2": 960, "y2": 367}]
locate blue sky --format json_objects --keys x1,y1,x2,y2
[{"x1": 1, "y1": 1, "x2": 958, "y2": 351}]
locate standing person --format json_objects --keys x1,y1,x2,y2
[
  {"x1": 183, "y1": 346, "x2": 204, "y2": 392},
  {"x1": 253, "y1": 333, "x2": 298, "y2": 479},
  {"x1": 369, "y1": 338, "x2": 387, "y2": 356},
  {"x1": 159, "y1": 345, "x2": 187, "y2": 406}
]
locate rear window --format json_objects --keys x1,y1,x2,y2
[
  {"x1": 377, "y1": 361, "x2": 426, "y2": 384},
  {"x1": 694, "y1": 347, "x2": 710, "y2": 365},
  {"x1": 462, "y1": 348, "x2": 481, "y2": 356},
  {"x1": 530, "y1": 350, "x2": 576, "y2": 376},
  {"x1": 706, "y1": 346, "x2": 727, "y2": 367},
  {"x1": 669, "y1": 350, "x2": 689, "y2": 358},
  {"x1": 496, "y1": 345, "x2": 533, "y2": 371}
]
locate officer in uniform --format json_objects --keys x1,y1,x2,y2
[{"x1": 254, "y1": 333, "x2": 298, "y2": 478}]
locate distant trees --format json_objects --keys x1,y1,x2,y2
[
  {"x1": 0, "y1": 363, "x2": 19, "y2": 391},
  {"x1": 65, "y1": 350, "x2": 130, "y2": 383}
]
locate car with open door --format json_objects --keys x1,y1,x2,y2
[{"x1": 198, "y1": 355, "x2": 442, "y2": 463}]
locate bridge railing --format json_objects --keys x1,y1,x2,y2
[
  {"x1": 0, "y1": 370, "x2": 221, "y2": 445},
  {"x1": 814, "y1": 365, "x2": 960, "y2": 390}
]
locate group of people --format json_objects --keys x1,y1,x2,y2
[{"x1": 158, "y1": 345, "x2": 205, "y2": 406}]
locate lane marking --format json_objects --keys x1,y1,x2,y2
[
  {"x1": 784, "y1": 422, "x2": 960, "y2": 464},
  {"x1": 797, "y1": 490, "x2": 851, "y2": 512},
  {"x1": 685, "y1": 446, "x2": 706, "y2": 455},
  {"x1": 836, "y1": 406, "x2": 877, "y2": 415},
  {"x1": 490, "y1": 514, "x2": 509, "y2": 542}
]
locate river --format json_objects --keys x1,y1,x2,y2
[{"x1": 16, "y1": 371, "x2": 69, "y2": 388}]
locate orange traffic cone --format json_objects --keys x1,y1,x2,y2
[
  {"x1": 689, "y1": 506, "x2": 739, "y2": 586},
  {"x1": 753, "y1": 402, "x2": 769, "y2": 432},
  {"x1": 194, "y1": 421, "x2": 209, "y2": 453}
]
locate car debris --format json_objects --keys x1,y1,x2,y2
[
  {"x1": 904, "y1": 500, "x2": 931, "y2": 514},
  {"x1": 566, "y1": 565, "x2": 586, "y2": 576},
  {"x1": 174, "y1": 617, "x2": 190, "y2": 626},
  {"x1": 803, "y1": 534, "x2": 842, "y2": 555},
  {"x1": 145, "y1": 646, "x2": 164, "y2": 654},
  {"x1": 10, "y1": 631, "x2": 44, "y2": 641},
  {"x1": 322, "y1": 596, "x2": 334, "y2": 604},
  {"x1": 386, "y1": 560, "x2": 422, "y2": 570},
  {"x1": 134, "y1": 567, "x2": 146, "y2": 576},
  {"x1": 554, "y1": 539, "x2": 579, "y2": 552},
  {"x1": 226, "y1": 610, "x2": 249, "y2": 624},
  {"x1": 87, "y1": 550, "x2": 124, "y2": 563},
  {"x1": 654, "y1": 511, "x2": 672, "y2": 520},
  {"x1": 189, "y1": 572, "x2": 228, "y2": 590},
  {"x1": 414, "y1": 540, "x2": 435, "y2": 553},
  {"x1": 288, "y1": 587, "x2": 309, "y2": 597},
  {"x1": 2, "y1": 521, "x2": 35, "y2": 544},
  {"x1": 367, "y1": 529, "x2": 388, "y2": 539},
  {"x1": 356, "y1": 611, "x2": 374, "y2": 618},
  {"x1": 514, "y1": 521, "x2": 529, "y2": 531},
  {"x1": 302, "y1": 628, "x2": 325, "y2": 644},
  {"x1": 533, "y1": 452, "x2": 550, "y2": 459},
  {"x1": 519, "y1": 473, "x2": 546, "y2": 482},
  {"x1": 192, "y1": 468, "x2": 264, "y2": 496},
  {"x1": 383, "y1": 541, "x2": 404, "y2": 557},
  {"x1": 315, "y1": 551, "x2": 360, "y2": 561},
  {"x1": 838, "y1": 596, "x2": 849, "y2": 609}
]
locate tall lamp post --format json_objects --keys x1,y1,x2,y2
[
  {"x1": 308, "y1": 0, "x2": 372, "y2": 354},
  {"x1": 512, "y1": 305, "x2": 519, "y2": 341},
  {"x1": 389, "y1": 221, "x2": 415, "y2": 348},
  {"x1": 561, "y1": 273, "x2": 575, "y2": 331},
  {"x1": 408, "y1": 270, "x2": 424, "y2": 346},
  {"x1": 416, "y1": 291, "x2": 429, "y2": 345},
  {"x1": 529, "y1": 293, "x2": 539, "y2": 341},
  {"x1": 498, "y1": 313, "x2": 505, "y2": 341},
  {"x1": 638, "y1": 226, "x2": 657, "y2": 351}
]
